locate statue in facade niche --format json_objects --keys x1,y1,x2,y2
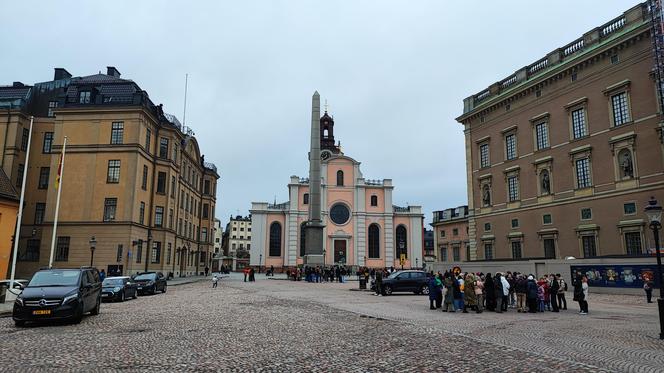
[
  {"x1": 482, "y1": 184, "x2": 491, "y2": 206},
  {"x1": 621, "y1": 150, "x2": 634, "y2": 178},
  {"x1": 541, "y1": 170, "x2": 550, "y2": 195}
]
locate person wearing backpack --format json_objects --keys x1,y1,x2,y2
[{"x1": 556, "y1": 274, "x2": 567, "y2": 310}]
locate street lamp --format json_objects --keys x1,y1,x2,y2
[
  {"x1": 89, "y1": 236, "x2": 97, "y2": 267},
  {"x1": 145, "y1": 230, "x2": 153, "y2": 273},
  {"x1": 259, "y1": 254, "x2": 263, "y2": 273},
  {"x1": 644, "y1": 196, "x2": 663, "y2": 340},
  {"x1": 415, "y1": 257, "x2": 419, "y2": 269},
  {"x1": 323, "y1": 249, "x2": 326, "y2": 267}
]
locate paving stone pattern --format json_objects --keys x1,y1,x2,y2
[{"x1": 0, "y1": 274, "x2": 661, "y2": 372}]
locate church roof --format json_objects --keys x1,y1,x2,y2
[
  {"x1": 0, "y1": 168, "x2": 19, "y2": 202},
  {"x1": 320, "y1": 111, "x2": 334, "y2": 123}
]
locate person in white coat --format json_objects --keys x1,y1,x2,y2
[{"x1": 500, "y1": 273, "x2": 511, "y2": 312}]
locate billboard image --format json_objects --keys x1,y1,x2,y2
[{"x1": 570, "y1": 264, "x2": 661, "y2": 288}]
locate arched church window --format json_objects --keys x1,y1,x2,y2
[
  {"x1": 396, "y1": 225, "x2": 408, "y2": 259},
  {"x1": 269, "y1": 222, "x2": 282, "y2": 257},
  {"x1": 368, "y1": 224, "x2": 380, "y2": 258},
  {"x1": 337, "y1": 170, "x2": 344, "y2": 186},
  {"x1": 300, "y1": 222, "x2": 306, "y2": 257},
  {"x1": 370, "y1": 195, "x2": 378, "y2": 207},
  {"x1": 303, "y1": 193, "x2": 309, "y2": 205},
  {"x1": 323, "y1": 128, "x2": 329, "y2": 137}
]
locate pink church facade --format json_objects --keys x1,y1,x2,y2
[{"x1": 250, "y1": 112, "x2": 423, "y2": 270}]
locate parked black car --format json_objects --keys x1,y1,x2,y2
[
  {"x1": 101, "y1": 276, "x2": 138, "y2": 302},
  {"x1": 377, "y1": 270, "x2": 430, "y2": 295},
  {"x1": 133, "y1": 272, "x2": 167, "y2": 295},
  {"x1": 13, "y1": 267, "x2": 102, "y2": 326}
]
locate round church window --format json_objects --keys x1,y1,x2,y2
[{"x1": 329, "y1": 203, "x2": 350, "y2": 225}]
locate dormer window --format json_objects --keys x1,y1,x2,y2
[{"x1": 79, "y1": 91, "x2": 91, "y2": 104}]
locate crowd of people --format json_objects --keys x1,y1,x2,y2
[
  {"x1": 425, "y1": 270, "x2": 591, "y2": 315},
  {"x1": 286, "y1": 265, "x2": 353, "y2": 283}
]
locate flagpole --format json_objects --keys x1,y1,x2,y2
[
  {"x1": 49, "y1": 136, "x2": 67, "y2": 269},
  {"x1": 9, "y1": 116, "x2": 34, "y2": 282}
]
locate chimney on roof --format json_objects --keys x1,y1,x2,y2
[
  {"x1": 54, "y1": 68, "x2": 72, "y2": 81},
  {"x1": 106, "y1": 66, "x2": 121, "y2": 78},
  {"x1": 12, "y1": 82, "x2": 24, "y2": 87}
]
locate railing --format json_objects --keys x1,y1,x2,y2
[
  {"x1": 267, "y1": 202, "x2": 289, "y2": 210},
  {"x1": 601, "y1": 15, "x2": 626, "y2": 36},
  {"x1": 299, "y1": 178, "x2": 309, "y2": 184},
  {"x1": 463, "y1": 4, "x2": 646, "y2": 115},
  {"x1": 500, "y1": 75, "x2": 518, "y2": 89},
  {"x1": 393, "y1": 205, "x2": 411, "y2": 212},
  {"x1": 365, "y1": 179, "x2": 383, "y2": 186},
  {"x1": 563, "y1": 38, "x2": 585, "y2": 56},
  {"x1": 203, "y1": 162, "x2": 217, "y2": 173}
]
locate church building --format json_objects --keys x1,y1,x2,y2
[{"x1": 249, "y1": 100, "x2": 423, "y2": 270}]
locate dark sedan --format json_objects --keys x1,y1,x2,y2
[
  {"x1": 133, "y1": 272, "x2": 167, "y2": 295},
  {"x1": 101, "y1": 276, "x2": 138, "y2": 302},
  {"x1": 376, "y1": 270, "x2": 431, "y2": 295}
]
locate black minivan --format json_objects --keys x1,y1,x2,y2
[{"x1": 13, "y1": 267, "x2": 102, "y2": 326}]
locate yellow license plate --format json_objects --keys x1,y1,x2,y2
[{"x1": 32, "y1": 310, "x2": 51, "y2": 315}]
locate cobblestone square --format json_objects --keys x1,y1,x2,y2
[{"x1": 0, "y1": 274, "x2": 662, "y2": 372}]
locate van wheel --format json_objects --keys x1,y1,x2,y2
[
  {"x1": 162, "y1": 285, "x2": 167, "y2": 293},
  {"x1": 119, "y1": 291, "x2": 125, "y2": 302},
  {"x1": 90, "y1": 297, "x2": 101, "y2": 316},
  {"x1": 383, "y1": 285, "x2": 393, "y2": 295},
  {"x1": 133, "y1": 290, "x2": 138, "y2": 299},
  {"x1": 421, "y1": 285, "x2": 430, "y2": 295},
  {"x1": 72, "y1": 305, "x2": 84, "y2": 324}
]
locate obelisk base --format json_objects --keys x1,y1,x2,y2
[{"x1": 304, "y1": 224, "x2": 325, "y2": 266}]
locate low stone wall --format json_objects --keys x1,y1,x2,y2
[{"x1": 430, "y1": 257, "x2": 659, "y2": 295}]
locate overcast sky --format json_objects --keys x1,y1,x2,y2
[{"x1": 0, "y1": 0, "x2": 640, "y2": 226}]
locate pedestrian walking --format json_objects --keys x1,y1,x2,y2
[
  {"x1": 515, "y1": 274, "x2": 527, "y2": 312},
  {"x1": 485, "y1": 273, "x2": 496, "y2": 312},
  {"x1": 374, "y1": 270, "x2": 383, "y2": 296},
  {"x1": 463, "y1": 273, "x2": 477, "y2": 313},
  {"x1": 443, "y1": 273, "x2": 455, "y2": 312},
  {"x1": 644, "y1": 278, "x2": 654, "y2": 303},
  {"x1": 204, "y1": 266, "x2": 209, "y2": 277},
  {"x1": 573, "y1": 273, "x2": 589, "y2": 315},
  {"x1": 243, "y1": 267, "x2": 249, "y2": 282},
  {"x1": 212, "y1": 274, "x2": 218, "y2": 288},
  {"x1": 500, "y1": 272, "x2": 510, "y2": 312},
  {"x1": 428, "y1": 275, "x2": 440, "y2": 310},
  {"x1": 99, "y1": 269, "x2": 106, "y2": 282},
  {"x1": 474, "y1": 274, "x2": 484, "y2": 313}
]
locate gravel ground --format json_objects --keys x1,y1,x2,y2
[{"x1": 0, "y1": 275, "x2": 661, "y2": 372}]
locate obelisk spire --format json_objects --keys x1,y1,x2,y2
[{"x1": 308, "y1": 91, "x2": 322, "y2": 223}]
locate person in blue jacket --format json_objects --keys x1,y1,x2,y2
[{"x1": 428, "y1": 274, "x2": 441, "y2": 310}]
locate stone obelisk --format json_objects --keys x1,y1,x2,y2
[{"x1": 304, "y1": 91, "x2": 325, "y2": 266}]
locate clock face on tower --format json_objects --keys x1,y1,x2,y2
[{"x1": 321, "y1": 150, "x2": 331, "y2": 160}]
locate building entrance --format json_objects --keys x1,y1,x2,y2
[{"x1": 334, "y1": 240, "x2": 347, "y2": 264}]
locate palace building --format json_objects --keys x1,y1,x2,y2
[
  {"x1": 455, "y1": 3, "x2": 663, "y2": 265},
  {"x1": 250, "y1": 105, "x2": 423, "y2": 270}
]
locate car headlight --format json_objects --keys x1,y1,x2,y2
[
  {"x1": 147, "y1": 281, "x2": 154, "y2": 286},
  {"x1": 113, "y1": 287, "x2": 121, "y2": 292},
  {"x1": 14, "y1": 296, "x2": 23, "y2": 306},
  {"x1": 63, "y1": 293, "x2": 80, "y2": 304}
]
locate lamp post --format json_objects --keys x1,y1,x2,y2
[
  {"x1": 259, "y1": 254, "x2": 263, "y2": 273},
  {"x1": 145, "y1": 230, "x2": 152, "y2": 273},
  {"x1": 323, "y1": 249, "x2": 326, "y2": 267},
  {"x1": 415, "y1": 257, "x2": 419, "y2": 269},
  {"x1": 644, "y1": 197, "x2": 663, "y2": 340},
  {"x1": 89, "y1": 236, "x2": 97, "y2": 267}
]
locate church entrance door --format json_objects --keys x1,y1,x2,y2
[{"x1": 334, "y1": 240, "x2": 346, "y2": 264}]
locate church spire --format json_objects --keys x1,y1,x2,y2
[{"x1": 320, "y1": 103, "x2": 339, "y2": 154}]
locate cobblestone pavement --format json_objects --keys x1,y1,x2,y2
[{"x1": 0, "y1": 274, "x2": 662, "y2": 372}]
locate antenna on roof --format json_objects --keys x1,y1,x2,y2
[
  {"x1": 324, "y1": 99, "x2": 328, "y2": 113},
  {"x1": 182, "y1": 73, "x2": 188, "y2": 126}
]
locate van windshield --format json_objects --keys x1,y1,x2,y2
[{"x1": 28, "y1": 270, "x2": 80, "y2": 287}]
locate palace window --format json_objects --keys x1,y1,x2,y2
[
  {"x1": 535, "y1": 122, "x2": 549, "y2": 150},
  {"x1": 43, "y1": 132, "x2": 53, "y2": 153},
  {"x1": 110, "y1": 122, "x2": 124, "y2": 144},
  {"x1": 55, "y1": 236, "x2": 70, "y2": 261},
  {"x1": 19, "y1": 239, "x2": 40, "y2": 262},
  {"x1": 511, "y1": 241, "x2": 522, "y2": 259},
  {"x1": 151, "y1": 242, "x2": 161, "y2": 264},
  {"x1": 48, "y1": 101, "x2": 58, "y2": 117},
  {"x1": 543, "y1": 238, "x2": 556, "y2": 259},
  {"x1": 116, "y1": 245, "x2": 123, "y2": 263},
  {"x1": 440, "y1": 247, "x2": 447, "y2": 262},
  {"x1": 571, "y1": 108, "x2": 587, "y2": 139},
  {"x1": 505, "y1": 134, "x2": 517, "y2": 160},
  {"x1": 368, "y1": 224, "x2": 380, "y2": 259},
  {"x1": 452, "y1": 246, "x2": 460, "y2": 261},
  {"x1": 155, "y1": 206, "x2": 164, "y2": 227},
  {"x1": 78, "y1": 91, "x2": 91, "y2": 104},
  {"x1": 623, "y1": 202, "x2": 636, "y2": 215},
  {"x1": 269, "y1": 222, "x2": 282, "y2": 256},
  {"x1": 157, "y1": 172, "x2": 166, "y2": 194},
  {"x1": 145, "y1": 128, "x2": 151, "y2": 152},
  {"x1": 582, "y1": 234, "x2": 597, "y2": 257},
  {"x1": 107, "y1": 160, "x2": 120, "y2": 183},
  {"x1": 35, "y1": 203, "x2": 45, "y2": 225},
  {"x1": 625, "y1": 232, "x2": 642, "y2": 256},
  {"x1": 38, "y1": 167, "x2": 50, "y2": 189},
  {"x1": 103, "y1": 198, "x2": 117, "y2": 222},
  {"x1": 139, "y1": 202, "x2": 145, "y2": 225},
  {"x1": 575, "y1": 158, "x2": 591, "y2": 189},
  {"x1": 142, "y1": 165, "x2": 148, "y2": 190},
  {"x1": 508, "y1": 175, "x2": 519, "y2": 202},
  {"x1": 159, "y1": 138, "x2": 169, "y2": 159},
  {"x1": 370, "y1": 195, "x2": 378, "y2": 207},
  {"x1": 303, "y1": 193, "x2": 309, "y2": 205},
  {"x1": 396, "y1": 225, "x2": 407, "y2": 259},
  {"x1": 479, "y1": 143, "x2": 490, "y2": 168},
  {"x1": 611, "y1": 92, "x2": 630, "y2": 126},
  {"x1": 484, "y1": 243, "x2": 494, "y2": 260},
  {"x1": 136, "y1": 241, "x2": 142, "y2": 263}
]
